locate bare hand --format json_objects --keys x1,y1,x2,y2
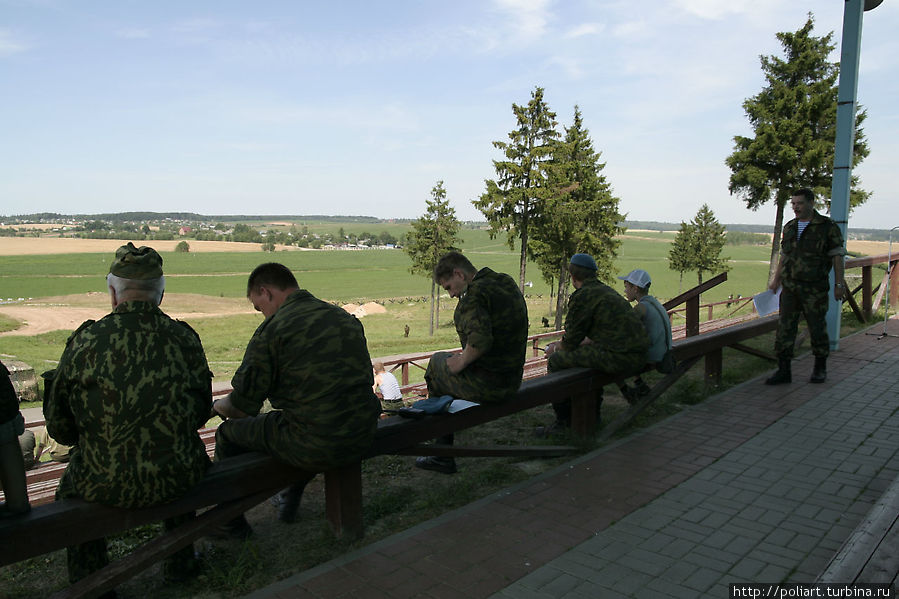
[
  {"x1": 834, "y1": 283, "x2": 845, "y2": 302},
  {"x1": 544, "y1": 342, "x2": 558, "y2": 357}
]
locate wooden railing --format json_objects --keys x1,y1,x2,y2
[{"x1": 844, "y1": 253, "x2": 898, "y2": 322}]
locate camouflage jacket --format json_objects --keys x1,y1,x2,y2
[
  {"x1": 561, "y1": 278, "x2": 649, "y2": 356},
  {"x1": 229, "y1": 289, "x2": 380, "y2": 456},
  {"x1": 45, "y1": 301, "x2": 212, "y2": 508},
  {"x1": 455, "y1": 267, "x2": 529, "y2": 385},
  {"x1": 1, "y1": 362, "x2": 19, "y2": 424},
  {"x1": 781, "y1": 211, "x2": 845, "y2": 291}
]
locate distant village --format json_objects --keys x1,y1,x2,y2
[{"x1": 0, "y1": 214, "x2": 403, "y2": 251}]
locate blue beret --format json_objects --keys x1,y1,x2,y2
[{"x1": 570, "y1": 253, "x2": 598, "y2": 271}]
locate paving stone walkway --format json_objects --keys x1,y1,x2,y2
[{"x1": 249, "y1": 319, "x2": 899, "y2": 599}]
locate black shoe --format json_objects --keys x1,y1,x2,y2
[
  {"x1": 414, "y1": 456, "x2": 457, "y2": 474},
  {"x1": 534, "y1": 420, "x2": 570, "y2": 438},
  {"x1": 277, "y1": 483, "x2": 304, "y2": 523},
  {"x1": 765, "y1": 359, "x2": 792, "y2": 385},
  {"x1": 635, "y1": 382, "x2": 651, "y2": 397},
  {"x1": 810, "y1": 356, "x2": 827, "y2": 384},
  {"x1": 621, "y1": 385, "x2": 639, "y2": 404},
  {"x1": 207, "y1": 515, "x2": 253, "y2": 540}
]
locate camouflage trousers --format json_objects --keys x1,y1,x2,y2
[
  {"x1": 547, "y1": 345, "x2": 645, "y2": 424},
  {"x1": 775, "y1": 284, "x2": 830, "y2": 360},
  {"x1": 424, "y1": 351, "x2": 520, "y2": 404},
  {"x1": 55, "y1": 467, "x2": 197, "y2": 584},
  {"x1": 214, "y1": 410, "x2": 371, "y2": 473}
]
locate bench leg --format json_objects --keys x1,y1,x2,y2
[
  {"x1": 324, "y1": 463, "x2": 364, "y2": 539},
  {"x1": 705, "y1": 348, "x2": 723, "y2": 387},
  {"x1": 569, "y1": 390, "x2": 598, "y2": 438}
]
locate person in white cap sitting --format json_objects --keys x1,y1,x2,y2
[{"x1": 617, "y1": 269, "x2": 673, "y2": 402}]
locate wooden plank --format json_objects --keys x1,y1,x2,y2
[
  {"x1": 49, "y1": 490, "x2": 272, "y2": 599},
  {"x1": 0, "y1": 452, "x2": 312, "y2": 567},
  {"x1": 728, "y1": 343, "x2": 776, "y2": 362},
  {"x1": 325, "y1": 464, "x2": 362, "y2": 539},
  {"x1": 390, "y1": 445, "x2": 578, "y2": 457},
  {"x1": 598, "y1": 356, "x2": 701, "y2": 443}
]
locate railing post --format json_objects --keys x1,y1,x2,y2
[
  {"x1": 705, "y1": 349, "x2": 723, "y2": 387},
  {"x1": 891, "y1": 260, "x2": 899, "y2": 309},
  {"x1": 862, "y1": 265, "x2": 872, "y2": 320},
  {"x1": 686, "y1": 296, "x2": 700, "y2": 337},
  {"x1": 401, "y1": 363, "x2": 409, "y2": 385},
  {"x1": 707, "y1": 304, "x2": 713, "y2": 320}
]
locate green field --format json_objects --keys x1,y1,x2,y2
[{"x1": 1, "y1": 229, "x2": 774, "y2": 387}]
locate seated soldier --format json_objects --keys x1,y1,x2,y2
[
  {"x1": 414, "y1": 252, "x2": 528, "y2": 474},
  {"x1": 212, "y1": 263, "x2": 381, "y2": 526},
  {"x1": 45, "y1": 243, "x2": 212, "y2": 587},
  {"x1": 540, "y1": 254, "x2": 649, "y2": 435},
  {"x1": 617, "y1": 269, "x2": 673, "y2": 401}
]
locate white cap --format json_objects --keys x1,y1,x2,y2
[{"x1": 617, "y1": 269, "x2": 651, "y2": 289}]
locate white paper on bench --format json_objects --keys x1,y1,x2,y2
[{"x1": 447, "y1": 400, "x2": 479, "y2": 413}]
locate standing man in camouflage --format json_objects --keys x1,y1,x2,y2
[
  {"x1": 765, "y1": 188, "x2": 846, "y2": 385},
  {"x1": 540, "y1": 253, "x2": 649, "y2": 435},
  {"x1": 45, "y1": 243, "x2": 212, "y2": 585},
  {"x1": 212, "y1": 263, "x2": 380, "y2": 525},
  {"x1": 415, "y1": 251, "x2": 529, "y2": 474}
]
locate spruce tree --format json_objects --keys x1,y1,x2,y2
[
  {"x1": 530, "y1": 106, "x2": 623, "y2": 329},
  {"x1": 474, "y1": 86, "x2": 560, "y2": 292},
  {"x1": 404, "y1": 181, "x2": 461, "y2": 335},
  {"x1": 725, "y1": 14, "x2": 868, "y2": 279}
]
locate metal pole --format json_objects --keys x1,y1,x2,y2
[
  {"x1": 879, "y1": 226, "x2": 899, "y2": 339},
  {"x1": 826, "y1": 0, "x2": 865, "y2": 352}
]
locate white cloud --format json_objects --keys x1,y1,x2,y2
[
  {"x1": 564, "y1": 22, "x2": 603, "y2": 39},
  {"x1": 490, "y1": 0, "x2": 552, "y2": 42},
  {"x1": 0, "y1": 29, "x2": 27, "y2": 57}
]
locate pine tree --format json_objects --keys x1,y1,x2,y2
[
  {"x1": 725, "y1": 14, "x2": 869, "y2": 279},
  {"x1": 474, "y1": 86, "x2": 560, "y2": 292},
  {"x1": 403, "y1": 181, "x2": 461, "y2": 336},
  {"x1": 530, "y1": 106, "x2": 623, "y2": 329},
  {"x1": 668, "y1": 222, "x2": 693, "y2": 293},
  {"x1": 689, "y1": 204, "x2": 730, "y2": 285}
]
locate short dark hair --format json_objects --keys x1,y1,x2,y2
[
  {"x1": 568, "y1": 263, "x2": 598, "y2": 282},
  {"x1": 246, "y1": 263, "x2": 299, "y2": 297},
  {"x1": 792, "y1": 188, "x2": 814, "y2": 204},
  {"x1": 434, "y1": 251, "x2": 476, "y2": 282}
]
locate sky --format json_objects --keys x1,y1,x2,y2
[{"x1": 1, "y1": 0, "x2": 897, "y2": 229}]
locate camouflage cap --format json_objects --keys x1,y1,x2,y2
[{"x1": 109, "y1": 243, "x2": 164, "y2": 280}]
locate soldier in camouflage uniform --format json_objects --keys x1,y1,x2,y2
[
  {"x1": 415, "y1": 252, "x2": 529, "y2": 474},
  {"x1": 212, "y1": 263, "x2": 380, "y2": 525},
  {"x1": 540, "y1": 253, "x2": 649, "y2": 434},
  {"x1": 766, "y1": 188, "x2": 846, "y2": 385},
  {"x1": 0, "y1": 361, "x2": 30, "y2": 517},
  {"x1": 44, "y1": 243, "x2": 212, "y2": 585}
]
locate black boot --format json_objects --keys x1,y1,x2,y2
[
  {"x1": 765, "y1": 359, "x2": 792, "y2": 385},
  {"x1": 810, "y1": 356, "x2": 827, "y2": 384}
]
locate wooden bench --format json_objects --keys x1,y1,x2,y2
[
  {"x1": 0, "y1": 314, "x2": 781, "y2": 598},
  {"x1": 817, "y1": 473, "x2": 899, "y2": 586}
]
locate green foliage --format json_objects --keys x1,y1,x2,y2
[
  {"x1": 530, "y1": 105, "x2": 623, "y2": 328},
  {"x1": 174, "y1": 240, "x2": 190, "y2": 253},
  {"x1": 667, "y1": 206, "x2": 730, "y2": 286},
  {"x1": 403, "y1": 181, "x2": 462, "y2": 335},
  {"x1": 474, "y1": 86, "x2": 560, "y2": 291},
  {"x1": 689, "y1": 204, "x2": 730, "y2": 284},
  {"x1": 725, "y1": 14, "x2": 869, "y2": 272}
]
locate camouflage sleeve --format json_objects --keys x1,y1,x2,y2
[
  {"x1": 228, "y1": 322, "x2": 273, "y2": 416},
  {"x1": 178, "y1": 321, "x2": 214, "y2": 428},
  {"x1": 456, "y1": 290, "x2": 493, "y2": 353},
  {"x1": 561, "y1": 290, "x2": 592, "y2": 351},
  {"x1": 45, "y1": 345, "x2": 79, "y2": 446},
  {"x1": 826, "y1": 221, "x2": 846, "y2": 257}
]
